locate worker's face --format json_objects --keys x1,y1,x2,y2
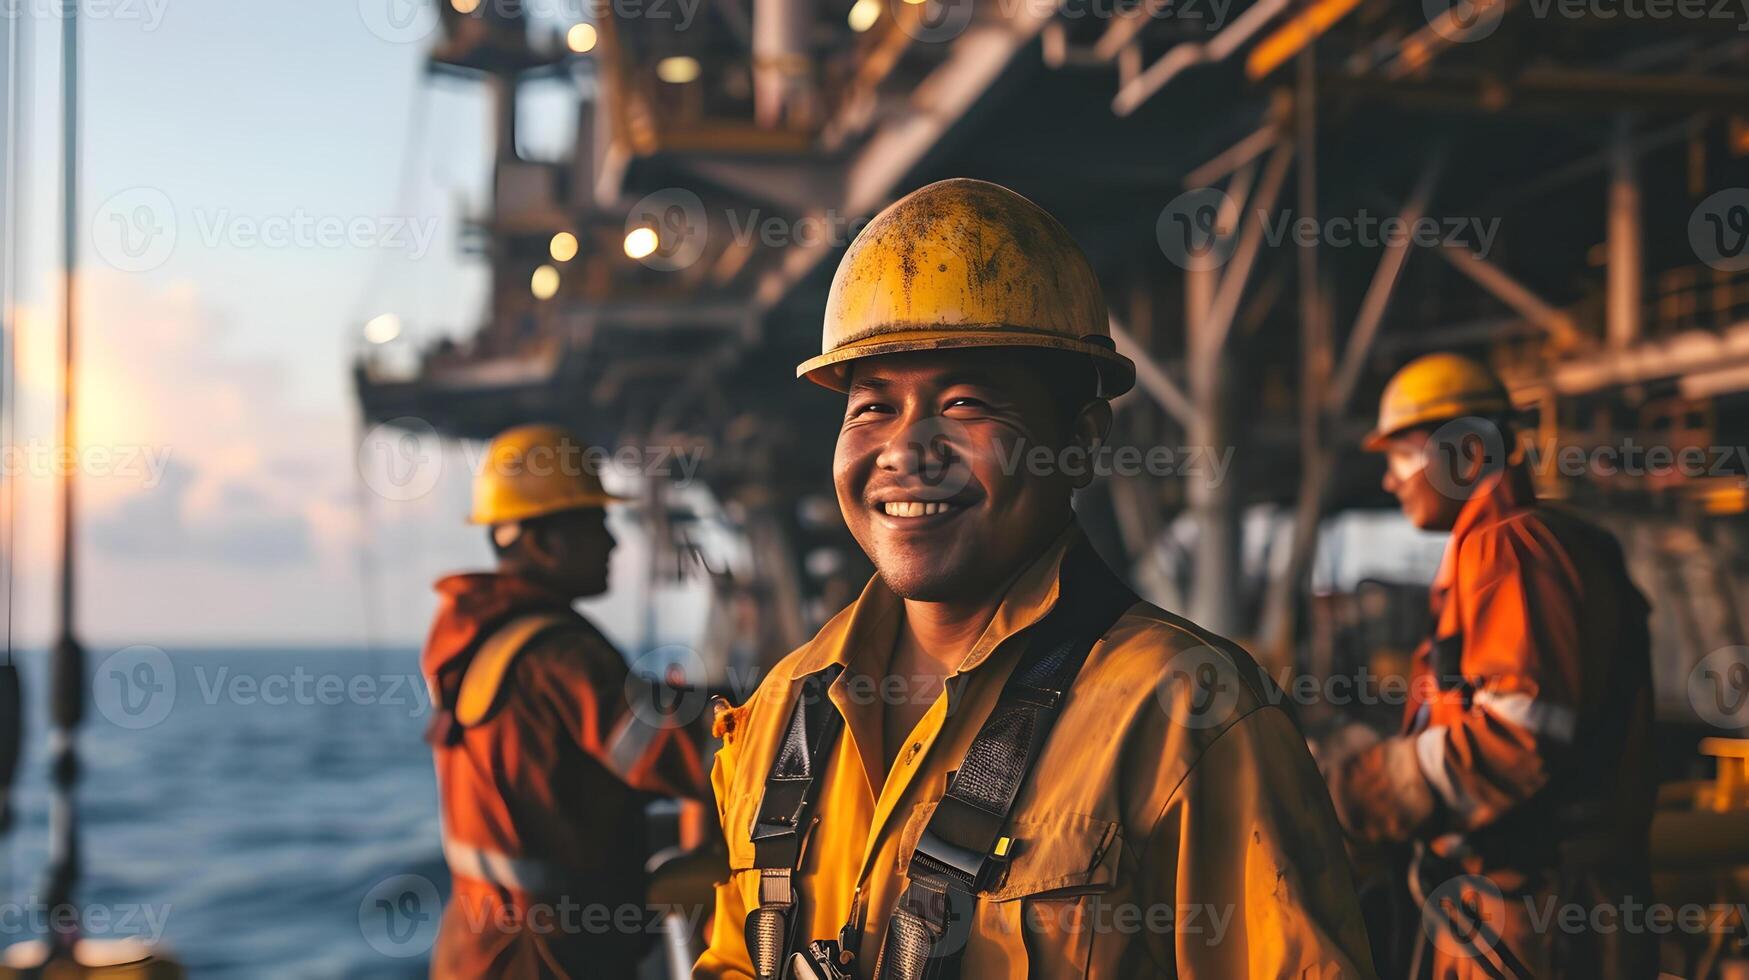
[
  {"x1": 834, "y1": 350, "x2": 1107, "y2": 605},
  {"x1": 523, "y1": 507, "x2": 617, "y2": 598},
  {"x1": 1380, "y1": 427, "x2": 1479, "y2": 531}
]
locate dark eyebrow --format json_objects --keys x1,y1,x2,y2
[{"x1": 848, "y1": 375, "x2": 890, "y2": 394}]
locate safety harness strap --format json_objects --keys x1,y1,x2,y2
[
  {"x1": 455, "y1": 612, "x2": 573, "y2": 728},
  {"x1": 875, "y1": 542, "x2": 1137, "y2": 979},
  {"x1": 746, "y1": 663, "x2": 845, "y2": 980}
]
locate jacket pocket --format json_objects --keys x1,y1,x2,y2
[{"x1": 897, "y1": 804, "x2": 1124, "y2": 978}]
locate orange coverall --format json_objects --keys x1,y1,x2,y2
[
  {"x1": 1330, "y1": 465, "x2": 1656, "y2": 979},
  {"x1": 697, "y1": 527, "x2": 1376, "y2": 979},
  {"x1": 421, "y1": 572, "x2": 707, "y2": 979}
]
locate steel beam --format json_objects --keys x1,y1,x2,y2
[
  {"x1": 1328, "y1": 149, "x2": 1447, "y2": 412},
  {"x1": 1109, "y1": 315, "x2": 1199, "y2": 429},
  {"x1": 1437, "y1": 244, "x2": 1585, "y2": 350}
]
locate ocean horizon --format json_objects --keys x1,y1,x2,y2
[{"x1": 3, "y1": 646, "x2": 446, "y2": 978}]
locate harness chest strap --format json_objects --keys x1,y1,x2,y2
[
  {"x1": 455, "y1": 612, "x2": 573, "y2": 727},
  {"x1": 746, "y1": 664, "x2": 846, "y2": 980}
]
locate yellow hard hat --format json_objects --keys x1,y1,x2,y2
[
  {"x1": 797, "y1": 178, "x2": 1136, "y2": 397},
  {"x1": 468, "y1": 423, "x2": 626, "y2": 525},
  {"x1": 1363, "y1": 353, "x2": 1512, "y2": 451}
]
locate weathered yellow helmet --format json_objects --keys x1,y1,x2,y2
[
  {"x1": 1363, "y1": 353, "x2": 1512, "y2": 451},
  {"x1": 468, "y1": 423, "x2": 626, "y2": 525},
  {"x1": 797, "y1": 178, "x2": 1136, "y2": 397}
]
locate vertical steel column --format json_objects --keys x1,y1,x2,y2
[
  {"x1": 1607, "y1": 114, "x2": 1642, "y2": 350},
  {"x1": 1260, "y1": 44, "x2": 1326, "y2": 669},
  {"x1": 1186, "y1": 264, "x2": 1241, "y2": 636}
]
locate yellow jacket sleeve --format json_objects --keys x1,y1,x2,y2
[
  {"x1": 1144, "y1": 706, "x2": 1378, "y2": 979},
  {"x1": 693, "y1": 705, "x2": 755, "y2": 979}
]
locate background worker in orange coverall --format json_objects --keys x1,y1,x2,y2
[
  {"x1": 696, "y1": 179, "x2": 1376, "y2": 980},
  {"x1": 421, "y1": 423, "x2": 708, "y2": 979},
  {"x1": 1322, "y1": 354, "x2": 1656, "y2": 979}
]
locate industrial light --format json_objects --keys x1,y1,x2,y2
[
  {"x1": 531, "y1": 264, "x2": 561, "y2": 299},
  {"x1": 623, "y1": 226, "x2": 659, "y2": 260},
  {"x1": 848, "y1": 0, "x2": 881, "y2": 31},
  {"x1": 567, "y1": 23, "x2": 598, "y2": 53},
  {"x1": 656, "y1": 56, "x2": 700, "y2": 84},
  {"x1": 451, "y1": 0, "x2": 480, "y2": 12},
  {"x1": 364, "y1": 313, "x2": 401, "y2": 345},
  {"x1": 549, "y1": 231, "x2": 579, "y2": 262}
]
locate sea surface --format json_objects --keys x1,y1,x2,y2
[{"x1": 2, "y1": 647, "x2": 447, "y2": 978}]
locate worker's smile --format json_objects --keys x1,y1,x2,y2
[{"x1": 868, "y1": 486, "x2": 982, "y2": 534}]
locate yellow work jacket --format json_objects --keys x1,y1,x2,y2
[{"x1": 695, "y1": 527, "x2": 1377, "y2": 979}]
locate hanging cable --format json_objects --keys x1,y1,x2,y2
[
  {"x1": 0, "y1": 0, "x2": 33, "y2": 914},
  {"x1": 42, "y1": 0, "x2": 85, "y2": 955}
]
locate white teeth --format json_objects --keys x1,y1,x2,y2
[{"x1": 881, "y1": 501, "x2": 953, "y2": 517}]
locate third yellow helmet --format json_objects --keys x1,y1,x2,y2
[
  {"x1": 468, "y1": 423, "x2": 626, "y2": 525},
  {"x1": 1364, "y1": 353, "x2": 1512, "y2": 451}
]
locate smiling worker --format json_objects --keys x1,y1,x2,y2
[{"x1": 695, "y1": 179, "x2": 1375, "y2": 979}]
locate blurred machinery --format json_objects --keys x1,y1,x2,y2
[{"x1": 353, "y1": 1, "x2": 1749, "y2": 971}]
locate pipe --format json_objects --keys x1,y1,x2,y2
[
  {"x1": 1607, "y1": 114, "x2": 1643, "y2": 349},
  {"x1": 753, "y1": 0, "x2": 811, "y2": 130}
]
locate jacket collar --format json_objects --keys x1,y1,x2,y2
[
  {"x1": 788, "y1": 523, "x2": 1083, "y2": 680},
  {"x1": 1432, "y1": 462, "x2": 1536, "y2": 595}
]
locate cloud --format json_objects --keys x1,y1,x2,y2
[{"x1": 89, "y1": 459, "x2": 312, "y2": 567}]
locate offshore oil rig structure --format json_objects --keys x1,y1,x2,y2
[{"x1": 353, "y1": 0, "x2": 1749, "y2": 972}]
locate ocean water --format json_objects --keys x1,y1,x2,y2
[{"x1": 1, "y1": 647, "x2": 447, "y2": 978}]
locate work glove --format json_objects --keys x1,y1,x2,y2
[{"x1": 1331, "y1": 735, "x2": 1437, "y2": 844}]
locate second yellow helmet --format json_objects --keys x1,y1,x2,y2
[{"x1": 468, "y1": 424, "x2": 626, "y2": 526}]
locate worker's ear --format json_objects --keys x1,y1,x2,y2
[
  {"x1": 1068, "y1": 399, "x2": 1113, "y2": 491},
  {"x1": 519, "y1": 519, "x2": 560, "y2": 569}
]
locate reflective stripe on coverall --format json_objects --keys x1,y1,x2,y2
[
  {"x1": 422, "y1": 572, "x2": 707, "y2": 979},
  {"x1": 696, "y1": 526, "x2": 1377, "y2": 979},
  {"x1": 1329, "y1": 465, "x2": 1657, "y2": 980}
]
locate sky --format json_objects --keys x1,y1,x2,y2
[{"x1": 0, "y1": 0, "x2": 656, "y2": 650}]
